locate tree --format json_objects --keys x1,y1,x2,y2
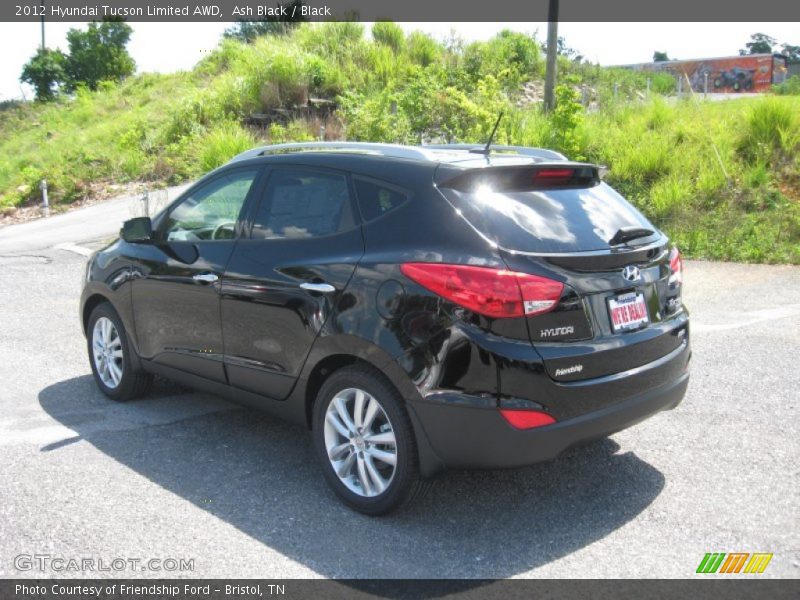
[
  {"x1": 540, "y1": 36, "x2": 582, "y2": 62},
  {"x1": 653, "y1": 51, "x2": 671, "y2": 62},
  {"x1": 739, "y1": 33, "x2": 776, "y2": 56},
  {"x1": 556, "y1": 36, "x2": 582, "y2": 62},
  {"x1": 224, "y1": 0, "x2": 306, "y2": 42},
  {"x1": 64, "y1": 18, "x2": 135, "y2": 91},
  {"x1": 780, "y1": 43, "x2": 800, "y2": 63},
  {"x1": 20, "y1": 48, "x2": 68, "y2": 101}
]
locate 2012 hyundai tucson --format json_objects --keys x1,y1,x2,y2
[{"x1": 81, "y1": 142, "x2": 690, "y2": 515}]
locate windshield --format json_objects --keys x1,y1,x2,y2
[{"x1": 439, "y1": 182, "x2": 660, "y2": 253}]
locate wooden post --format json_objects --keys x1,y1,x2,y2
[{"x1": 40, "y1": 179, "x2": 49, "y2": 217}]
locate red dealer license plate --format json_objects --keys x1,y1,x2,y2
[{"x1": 608, "y1": 291, "x2": 649, "y2": 332}]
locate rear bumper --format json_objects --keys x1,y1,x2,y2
[{"x1": 407, "y1": 341, "x2": 690, "y2": 470}]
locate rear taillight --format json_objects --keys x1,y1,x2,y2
[
  {"x1": 669, "y1": 247, "x2": 683, "y2": 285},
  {"x1": 400, "y1": 263, "x2": 563, "y2": 319},
  {"x1": 500, "y1": 409, "x2": 556, "y2": 429}
]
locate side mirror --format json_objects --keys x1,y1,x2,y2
[{"x1": 121, "y1": 217, "x2": 153, "y2": 243}]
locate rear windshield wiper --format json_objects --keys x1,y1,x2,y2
[{"x1": 608, "y1": 226, "x2": 655, "y2": 246}]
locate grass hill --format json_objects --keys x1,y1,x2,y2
[{"x1": 1, "y1": 22, "x2": 798, "y2": 263}]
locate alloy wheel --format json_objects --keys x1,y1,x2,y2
[
  {"x1": 323, "y1": 387, "x2": 398, "y2": 497},
  {"x1": 92, "y1": 316, "x2": 124, "y2": 389}
]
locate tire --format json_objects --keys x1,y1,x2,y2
[
  {"x1": 312, "y1": 364, "x2": 425, "y2": 515},
  {"x1": 87, "y1": 302, "x2": 152, "y2": 401}
]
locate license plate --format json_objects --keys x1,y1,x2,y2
[{"x1": 608, "y1": 291, "x2": 649, "y2": 332}]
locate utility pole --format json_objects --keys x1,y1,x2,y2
[
  {"x1": 40, "y1": 1, "x2": 45, "y2": 50},
  {"x1": 543, "y1": 0, "x2": 559, "y2": 112}
]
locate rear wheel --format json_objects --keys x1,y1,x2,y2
[
  {"x1": 87, "y1": 303, "x2": 152, "y2": 401},
  {"x1": 313, "y1": 365, "x2": 424, "y2": 515}
]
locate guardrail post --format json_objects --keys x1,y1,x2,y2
[
  {"x1": 141, "y1": 189, "x2": 150, "y2": 217},
  {"x1": 40, "y1": 179, "x2": 49, "y2": 217},
  {"x1": 704, "y1": 72, "x2": 709, "y2": 97}
]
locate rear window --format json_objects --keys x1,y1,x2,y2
[{"x1": 439, "y1": 182, "x2": 659, "y2": 253}]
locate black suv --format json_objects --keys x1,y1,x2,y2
[{"x1": 81, "y1": 142, "x2": 690, "y2": 514}]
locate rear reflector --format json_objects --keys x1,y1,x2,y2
[
  {"x1": 669, "y1": 247, "x2": 683, "y2": 285},
  {"x1": 500, "y1": 409, "x2": 556, "y2": 430},
  {"x1": 400, "y1": 263, "x2": 563, "y2": 319}
]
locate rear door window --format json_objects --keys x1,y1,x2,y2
[
  {"x1": 439, "y1": 182, "x2": 660, "y2": 253},
  {"x1": 251, "y1": 168, "x2": 355, "y2": 239}
]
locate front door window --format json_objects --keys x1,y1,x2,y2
[{"x1": 163, "y1": 169, "x2": 259, "y2": 242}]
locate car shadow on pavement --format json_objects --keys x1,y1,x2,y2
[{"x1": 39, "y1": 375, "x2": 665, "y2": 580}]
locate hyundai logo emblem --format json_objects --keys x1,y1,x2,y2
[{"x1": 622, "y1": 265, "x2": 641, "y2": 282}]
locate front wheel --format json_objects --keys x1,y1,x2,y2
[
  {"x1": 87, "y1": 302, "x2": 152, "y2": 401},
  {"x1": 313, "y1": 365, "x2": 425, "y2": 515}
]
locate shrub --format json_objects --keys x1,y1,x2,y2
[
  {"x1": 644, "y1": 97, "x2": 674, "y2": 130},
  {"x1": 372, "y1": 21, "x2": 405, "y2": 53},
  {"x1": 463, "y1": 30, "x2": 542, "y2": 92},
  {"x1": 651, "y1": 72, "x2": 677, "y2": 95},
  {"x1": 649, "y1": 174, "x2": 691, "y2": 219},
  {"x1": 549, "y1": 77, "x2": 586, "y2": 160},
  {"x1": 773, "y1": 75, "x2": 800, "y2": 95},
  {"x1": 737, "y1": 97, "x2": 799, "y2": 162},
  {"x1": 195, "y1": 121, "x2": 257, "y2": 172},
  {"x1": 407, "y1": 32, "x2": 440, "y2": 67}
]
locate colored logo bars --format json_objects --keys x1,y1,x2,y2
[{"x1": 696, "y1": 552, "x2": 773, "y2": 574}]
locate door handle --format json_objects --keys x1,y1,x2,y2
[
  {"x1": 300, "y1": 282, "x2": 336, "y2": 294},
  {"x1": 193, "y1": 273, "x2": 219, "y2": 284}
]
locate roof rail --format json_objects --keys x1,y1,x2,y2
[
  {"x1": 423, "y1": 143, "x2": 567, "y2": 161},
  {"x1": 229, "y1": 142, "x2": 447, "y2": 163}
]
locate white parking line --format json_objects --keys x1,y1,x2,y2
[
  {"x1": 692, "y1": 303, "x2": 800, "y2": 332},
  {"x1": 54, "y1": 242, "x2": 94, "y2": 257},
  {"x1": 0, "y1": 397, "x2": 237, "y2": 447}
]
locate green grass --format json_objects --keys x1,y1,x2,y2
[{"x1": 0, "y1": 23, "x2": 798, "y2": 264}]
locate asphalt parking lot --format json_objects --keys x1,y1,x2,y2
[{"x1": 0, "y1": 232, "x2": 797, "y2": 578}]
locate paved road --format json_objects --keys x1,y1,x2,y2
[
  {"x1": 0, "y1": 205, "x2": 798, "y2": 578},
  {"x1": 0, "y1": 184, "x2": 189, "y2": 254}
]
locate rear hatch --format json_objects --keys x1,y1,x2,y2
[{"x1": 435, "y1": 162, "x2": 688, "y2": 382}]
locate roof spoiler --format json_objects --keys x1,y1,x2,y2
[{"x1": 437, "y1": 162, "x2": 602, "y2": 191}]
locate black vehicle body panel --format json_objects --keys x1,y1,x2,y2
[{"x1": 81, "y1": 147, "x2": 690, "y2": 478}]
